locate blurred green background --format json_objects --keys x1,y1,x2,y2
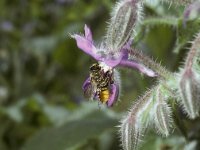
[{"x1": 0, "y1": 0, "x2": 200, "y2": 150}]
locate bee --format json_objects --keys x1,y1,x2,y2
[{"x1": 85, "y1": 63, "x2": 114, "y2": 104}]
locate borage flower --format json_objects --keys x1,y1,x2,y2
[{"x1": 72, "y1": 25, "x2": 156, "y2": 107}]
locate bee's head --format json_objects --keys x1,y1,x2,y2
[{"x1": 90, "y1": 63, "x2": 101, "y2": 73}]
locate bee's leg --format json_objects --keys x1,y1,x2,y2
[
  {"x1": 98, "y1": 100, "x2": 102, "y2": 109},
  {"x1": 92, "y1": 89, "x2": 98, "y2": 100}
]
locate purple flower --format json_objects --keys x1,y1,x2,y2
[{"x1": 72, "y1": 25, "x2": 156, "y2": 107}]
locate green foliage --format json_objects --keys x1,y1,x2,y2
[
  {"x1": 0, "y1": 0, "x2": 200, "y2": 150},
  {"x1": 22, "y1": 110, "x2": 118, "y2": 150},
  {"x1": 174, "y1": 18, "x2": 200, "y2": 53}
]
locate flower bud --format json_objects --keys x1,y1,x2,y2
[
  {"x1": 184, "y1": 1, "x2": 200, "y2": 25},
  {"x1": 106, "y1": 0, "x2": 141, "y2": 52},
  {"x1": 154, "y1": 103, "x2": 172, "y2": 136},
  {"x1": 154, "y1": 86, "x2": 173, "y2": 136},
  {"x1": 178, "y1": 32, "x2": 200, "y2": 119},
  {"x1": 178, "y1": 68, "x2": 200, "y2": 119},
  {"x1": 120, "y1": 88, "x2": 155, "y2": 150}
]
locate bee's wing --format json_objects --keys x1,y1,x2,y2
[{"x1": 83, "y1": 83, "x2": 94, "y2": 100}]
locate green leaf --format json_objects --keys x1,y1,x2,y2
[
  {"x1": 174, "y1": 19, "x2": 200, "y2": 53},
  {"x1": 22, "y1": 110, "x2": 118, "y2": 150},
  {"x1": 142, "y1": 17, "x2": 179, "y2": 27}
]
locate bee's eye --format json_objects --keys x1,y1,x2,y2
[
  {"x1": 104, "y1": 71, "x2": 110, "y2": 76},
  {"x1": 90, "y1": 63, "x2": 101, "y2": 71},
  {"x1": 104, "y1": 70, "x2": 113, "y2": 77}
]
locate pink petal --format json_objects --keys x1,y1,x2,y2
[
  {"x1": 73, "y1": 34, "x2": 100, "y2": 60},
  {"x1": 119, "y1": 59, "x2": 157, "y2": 77},
  {"x1": 104, "y1": 58, "x2": 122, "y2": 68},
  {"x1": 84, "y1": 24, "x2": 93, "y2": 42},
  {"x1": 107, "y1": 84, "x2": 119, "y2": 107},
  {"x1": 104, "y1": 49, "x2": 129, "y2": 67},
  {"x1": 82, "y1": 77, "x2": 91, "y2": 90},
  {"x1": 82, "y1": 77, "x2": 93, "y2": 99}
]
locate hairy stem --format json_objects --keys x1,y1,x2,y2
[
  {"x1": 185, "y1": 33, "x2": 200, "y2": 69},
  {"x1": 156, "y1": 0, "x2": 193, "y2": 5}
]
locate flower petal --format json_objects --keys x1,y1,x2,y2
[
  {"x1": 104, "y1": 49, "x2": 129, "y2": 67},
  {"x1": 119, "y1": 59, "x2": 157, "y2": 77},
  {"x1": 120, "y1": 48, "x2": 129, "y2": 60},
  {"x1": 84, "y1": 24, "x2": 93, "y2": 42},
  {"x1": 82, "y1": 77, "x2": 93, "y2": 98},
  {"x1": 107, "y1": 83, "x2": 119, "y2": 107},
  {"x1": 82, "y1": 77, "x2": 91, "y2": 90},
  {"x1": 104, "y1": 58, "x2": 122, "y2": 68},
  {"x1": 72, "y1": 25, "x2": 102, "y2": 60},
  {"x1": 122, "y1": 39, "x2": 133, "y2": 52},
  {"x1": 73, "y1": 34, "x2": 98, "y2": 58}
]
